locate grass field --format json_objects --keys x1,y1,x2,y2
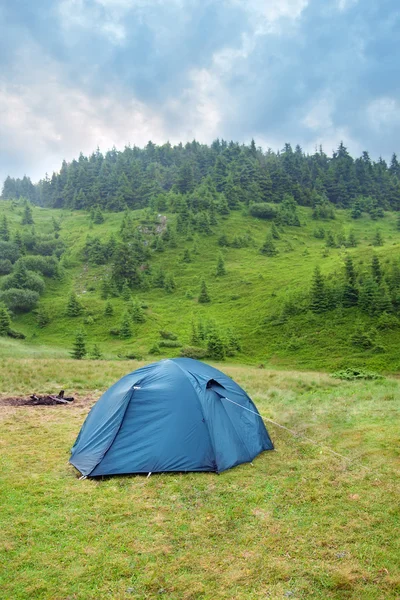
[
  {"x1": 2, "y1": 200, "x2": 400, "y2": 371},
  {"x1": 1, "y1": 360, "x2": 399, "y2": 599}
]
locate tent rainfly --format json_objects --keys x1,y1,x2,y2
[{"x1": 70, "y1": 358, "x2": 273, "y2": 477}]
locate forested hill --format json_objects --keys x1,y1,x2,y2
[{"x1": 3, "y1": 140, "x2": 400, "y2": 212}]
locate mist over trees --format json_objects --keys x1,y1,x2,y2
[{"x1": 2, "y1": 141, "x2": 400, "y2": 213}]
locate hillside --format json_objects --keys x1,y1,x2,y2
[{"x1": 1, "y1": 195, "x2": 400, "y2": 372}]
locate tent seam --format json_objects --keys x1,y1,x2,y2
[{"x1": 169, "y1": 360, "x2": 218, "y2": 471}]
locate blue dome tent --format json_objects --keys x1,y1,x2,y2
[{"x1": 70, "y1": 358, "x2": 273, "y2": 477}]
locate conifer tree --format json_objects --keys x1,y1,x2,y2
[
  {"x1": 376, "y1": 282, "x2": 392, "y2": 314},
  {"x1": 191, "y1": 321, "x2": 200, "y2": 345},
  {"x1": 182, "y1": 248, "x2": 192, "y2": 263},
  {"x1": 198, "y1": 279, "x2": 211, "y2": 303},
  {"x1": 104, "y1": 301, "x2": 114, "y2": 317},
  {"x1": 0, "y1": 215, "x2": 10, "y2": 241},
  {"x1": 325, "y1": 231, "x2": 336, "y2": 248},
  {"x1": 21, "y1": 204, "x2": 34, "y2": 225},
  {"x1": 71, "y1": 331, "x2": 87, "y2": 359},
  {"x1": 164, "y1": 273, "x2": 176, "y2": 293},
  {"x1": 310, "y1": 267, "x2": 328, "y2": 313},
  {"x1": 36, "y1": 306, "x2": 50, "y2": 328},
  {"x1": 270, "y1": 222, "x2": 280, "y2": 240},
  {"x1": 216, "y1": 254, "x2": 226, "y2": 276},
  {"x1": 121, "y1": 280, "x2": 131, "y2": 301},
  {"x1": 52, "y1": 216, "x2": 61, "y2": 233},
  {"x1": 0, "y1": 305, "x2": 11, "y2": 336},
  {"x1": 131, "y1": 299, "x2": 145, "y2": 322},
  {"x1": 66, "y1": 292, "x2": 83, "y2": 317},
  {"x1": 120, "y1": 312, "x2": 132, "y2": 339},
  {"x1": 347, "y1": 230, "x2": 357, "y2": 247},
  {"x1": 14, "y1": 230, "x2": 24, "y2": 253},
  {"x1": 260, "y1": 234, "x2": 278, "y2": 256},
  {"x1": 100, "y1": 279, "x2": 111, "y2": 299},
  {"x1": 207, "y1": 328, "x2": 225, "y2": 360},
  {"x1": 342, "y1": 254, "x2": 358, "y2": 307},
  {"x1": 371, "y1": 255, "x2": 382, "y2": 283},
  {"x1": 373, "y1": 229, "x2": 384, "y2": 246},
  {"x1": 93, "y1": 207, "x2": 105, "y2": 224},
  {"x1": 351, "y1": 198, "x2": 362, "y2": 219},
  {"x1": 91, "y1": 344, "x2": 103, "y2": 359},
  {"x1": 359, "y1": 278, "x2": 379, "y2": 315},
  {"x1": 344, "y1": 254, "x2": 357, "y2": 285},
  {"x1": 153, "y1": 266, "x2": 166, "y2": 288}
]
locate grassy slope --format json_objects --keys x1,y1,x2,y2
[
  {"x1": 0, "y1": 361, "x2": 399, "y2": 599},
  {"x1": 1, "y1": 201, "x2": 400, "y2": 371}
]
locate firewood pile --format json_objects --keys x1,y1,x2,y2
[{"x1": 27, "y1": 390, "x2": 74, "y2": 405}]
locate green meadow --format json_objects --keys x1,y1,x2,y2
[
  {"x1": 1, "y1": 200, "x2": 400, "y2": 372},
  {"x1": 1, "y1": 361, "x2": 399, "y2": 599}
]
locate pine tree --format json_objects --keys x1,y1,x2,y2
[
  {"x1": 52, "y1": 216, "x2": 61, "y2": 233},
  {"x1": 153, "y1": 266, "x2": 166, "y2": 288},
  {"x1": 270, "y1": 222, "x2": 280, "y2": 240},
  {"x1": 164, "y1": 273, "x2": 176, "y2": 293},
  {"x1": 120, "y1": 312, "x2": 132, "y2": 339},
  {"x1": 91, "y1": 344, "x2": 103, "y2": 359},
  {"x1": 191, "y1": 321, "x2": 200, "y2": 345},
  {"x1": 131, "y1": 299, "x2": 145, "y2": 323},
  {"x1": 182, "y1": 248, "x2": 192, "y2": 263},
  {"x1": 100, "y1": 279, "x2": 111, "y2": 299},
  {"x1": 21, "y1": 204, "x2": 34, "y2": 225},
  {"x1": 325, "y1": 231, "x2": 336, "y2": 248},
  {"x1": 93, "y1": 207, "x2": 105, "y2": 224},
  {"x1": 71, "y1": 331, "x2": 87, "y2": 359},
  {"x1": 207, "y1": 329, "x2": 225, "y2": 360},
  {"x1": 104, "y1": 301, "x2": 114, "y2": 316},
  {"x1": 347, "y1": 230, "x2": 357, "y2": 247},
  {"x1": 373, "y1": 230, "x2": 384, "y2": 246},
  {"x1": 36, "y1": 306, "x2": 50, "y2": 328},
  {"x1": 121, "y1": 280, "x2": 131, "y2": 301},
  {"x1": 216, "y1": 254, "x2": 226, "y2": 276},
  {"x1": 14, "y1": 230, "x2": 24, "y2": 253},
  {"x1": 0, "y1": 215, "x2": 10, "y2": 241},
  {"x1": 310, "y1": 267, "x2": 328, "y2": 313},
  {"x1": 359, "y1": 278, "x2": 379, "y2": 315},
  {"x1": 66, "y1": 292, "x2": 83, "y2": 317},
  {"x1": 260, "y1": 234, "x2": 278, "y2": 256},
  {"x1": 198, "y1": 279, "x2": 211, "y2": 303},
  {"x1": 0, "y1": 305, "x2": 11, "y2": 336},
  {"x1": 351, "y1": 198, "x2": 362, "y2": 219},
  {"x1": 376, "y1": 282, "x2": 392, "y2": 314},
  {"x1": 344, "y1": 254, "x2": 356, "y2": 285},
  {"x1": 371, "y1": 255, "x2": 382, "y2": 283}
]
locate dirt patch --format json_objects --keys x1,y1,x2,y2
[{"x1": 0, "y1": 395, "x2": 96, "y2": 407}]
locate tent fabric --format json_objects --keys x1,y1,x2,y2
[{"x1": 70, "y1": 358, "x2": 273, "y2": 476}]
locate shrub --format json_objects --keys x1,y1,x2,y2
[
  {"x1": 7, "y1": 329, "x2": 26, "y2": 339},
  {"x1": 109, "y1": 328, "x2": 121, "y2": 336},
  {"x1": 159, "y1": 340, "x2": 181, "y2": 348},
  {"x1": 331, "y1": 368, "x2": 383, "y2": 381},
  {"x1": 1, "y1": 270, "x2": 45, "y2": 295},
  {"x1": 17, "y1": 255, "x2": 59, "y2": 278},
  {"x1": 180, "y1": 346, "x2": 207, "y2": 359},
  {"x1": 149, "y1": 344, "x2": 161, "y2": 355},
  {"x1": 0, "y1": 241, "x2": 20, "y2": 263},
  {"x1": 0, "y1": 288, "x2": 39, "y2": 312},
  {"x1": 249, "y1": 203, "x2": 278, "y2": 220},
  {"x1": 159, "y1": 330, "x2": 178, "y2": 340},
  {"x1": 0, "y1": 259, "x2": 13, "y2": 275},
  {"x1": 377, "y1": 312, "x2": 399, "y2": 330}
]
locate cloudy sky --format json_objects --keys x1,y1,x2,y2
[{"x1": 1, "y1": 0, "x2": 400, "y2": 183}]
